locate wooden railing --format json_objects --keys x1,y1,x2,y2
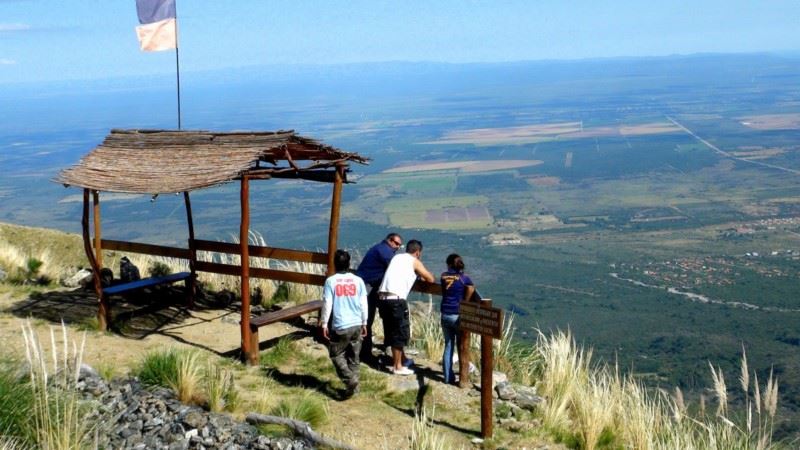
[{"x1": 99, "y1": 238, "x2": 442, "y2": 294}]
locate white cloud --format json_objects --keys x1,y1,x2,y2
[
  {"x1": 0, "y1": 58, "x2": 16, "y2": 65},
  {"x1": 0, "y1": 23, "x2": 30, "y2": 32}
]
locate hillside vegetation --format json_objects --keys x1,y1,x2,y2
[{"x1": 0, "y1": 222, "x2": 790, "y2": 449}]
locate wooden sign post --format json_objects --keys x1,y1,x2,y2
[{"x1": 459, "y1": 298, "x2": 504, "y2": 439}]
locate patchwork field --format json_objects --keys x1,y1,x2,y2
[
  {"x1": 383, "y1": 195, "x2": 493, "y2": 230},
  {"x1": 384, "y1": 159, "x2": 542, "y2": 173},
  {"x1": 739, "y1": 113, "x2": 800, "y2": 130},
  {"x1": 423, "y1": 121, "x2": 683, "y2": 146}
]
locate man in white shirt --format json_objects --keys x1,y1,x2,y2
[
  {"x1": 378, "y1": 239, "x2": 435, "y2": 375},
  {"x1": 320, "y1": 249, "x2": 368, "y2": 398}
]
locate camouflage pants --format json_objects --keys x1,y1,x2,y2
[{"x1": 328, "y1": 325, "x2": 362, "y2": 387}]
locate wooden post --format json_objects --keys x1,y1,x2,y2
[
  {"x1": 81, "y1": 189, "x2": 107, "y2": 331},
  {"x1": 92, "y1": 191, "x2": 102, "y2": 269},
  {"x1": 326, "y1": 164, "x2": 345, "y2": 276},
  {"x1": 458, "y1": 329, "x2": 471, "y2": 388},
  {"x1": 183, "y1": 191, "x2": 197, "y2": 308},
  {"x1": 480, "y1": 298, "x2": 494, "y2": 439},
  {"x1": 240, "y1": 176, "x2": 254, "y2": 364}
]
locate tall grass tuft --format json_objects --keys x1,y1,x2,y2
[
  {"x1": 535, "y1": 329, "x2": 592, "y2": 431},
  {"x1": 494, "y1": 314, "x2": 540, "y2": 385},
  {"x1": 20, "y1": 321, "x2": 96, "y2": 450},
  {"x1": 204, "y1": 361, "x2": 238, "y2": 412},
  {"x1": 135, "y1": 347, "x2": 203, "y2": 403},
  {"x1": 412, "y1": 298, "x2": 443, "y2": 361},
  {"x1": 530, "y1": 330, "x2": 783, "y2": 450},
  {"x1": 409, "y1": 407, "x2": 461, "y2": 450},
  {"x1": 270, "y1": 392, "x2": 329, "y2": 429},
  {"x1": 0, "y1": 359, "x2": 35, "y2": 446}
]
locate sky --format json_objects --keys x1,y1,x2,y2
[{"x1": 0, "y1": 0, "x2": 799, "y2": 84}]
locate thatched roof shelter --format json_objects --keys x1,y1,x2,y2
[
  {"x1": 56, "y1": 128, "x2": 367, "y2": 364},
  {"x1": 56, "y1": 129, "x2": 368, "y2": 193}
]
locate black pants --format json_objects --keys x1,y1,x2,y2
[{"x1": 360, "y1": 285, "x2": 380, "y2": 360}]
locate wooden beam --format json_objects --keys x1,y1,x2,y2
[
  {"x1": 92, "y1": 191, "x2": 102, "y2": 269},
  {"x1": 269, "y1": 170, "x2": 338, "y2": 183},
  {"x1": 194, "y1": 261, "x2": 326, "y2": 286},
  {"x1": 326, "y1": 163, "x2": 345, "y2": 276},
  {"x1": 81, "y1": 189, "x2": 107, "y2": 331},
  {"x1": 480, "y1": 299, "x2": 494, "y2": 439},
  {"x1": 100, "y1": 239, "x2": 191, "y2": 259},
  {"x1": 192, "y1": 239, "x2": 328, "y2": 264},
  {"x1": 412, "y1": 279, "x2": 442, "y2": 296},
  {"x1": 240, "y1": 176, "x2": 254, "y2": 365},
  {"x1": 183, "y1": 191, "x2": 197, "y2": 308}
]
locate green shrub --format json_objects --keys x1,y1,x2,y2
[
  {"x1": 260, "y1": 336, "x2": 296, "y2": 367},
  {"x1": 148, "y1": 261, "x2": 172, "y2": 277},
  {"x1": 0, "y1": 361, "x2": 35, "y2": 447},
  {"x1": 270, "y1": 392, "x2": 329, "y2": 429},
  {"x1": 136, "y1": 348, "x2": 180, "y2": 388},
  {"x1": 135, "y1": 348, "x2": 202, "y2": 403}
]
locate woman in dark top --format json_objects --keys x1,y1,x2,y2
[{"x1": 440, "y1": 254, "x2": 475, "y2": 384}]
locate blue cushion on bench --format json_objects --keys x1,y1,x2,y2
[{"x1": 104, "y1": 272, "x2": 191, "y2": 295}]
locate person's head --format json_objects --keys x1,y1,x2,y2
[
  {"x1": 405, "y1": 239, "x2": 423, "y2": 257},
  {"x1": 446, "y1": 253, "x2": 465, "y2": 272},
  {"x1": 385, "y1": 232, "x2": 403, "y2": 251},
  {"x1": 334, "y1": 249, "x2": 351, "y2": 272}
]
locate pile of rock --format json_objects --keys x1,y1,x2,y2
[
  {"x1": 494, "y1": 380, "x2": 546, "y2": 431},
  {"x1": 77, "y1": 366, "x2": 311, "y2": 450}
]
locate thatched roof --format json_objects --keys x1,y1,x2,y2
[{"x1": 55, "y1": 129, "x2": 368, "y2": 194}]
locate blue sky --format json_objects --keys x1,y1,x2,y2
[{"x1": 1, "y1": 0, "x2": 799, "y2": 84}]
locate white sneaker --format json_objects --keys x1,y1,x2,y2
[{"x1": 392, "y1": 367, "x2": 414, "y2": 376}]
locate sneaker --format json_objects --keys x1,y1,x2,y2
[
  {"x1": 392, "y1": 366, "x2": 414, "y2": 376},
  {"x1": 402, "y1": 358, "x2": 414, "y2": 368},
  {"x1": 344, "y1": 382, "x2": 360, "y2": 399}
]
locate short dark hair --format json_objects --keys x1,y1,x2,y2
[
  {"x1": 405, "y1": 239, "x2": 423, "y2": 254},
  {"x1": 446, "y1": 253, "x2": 465, "y2": 272},
  {"x1": 334, "y1": 249, "x2": 350, "y2": 272},
  {"x1": 385, "y1": 232, "x2": 402, "y2": 242}
]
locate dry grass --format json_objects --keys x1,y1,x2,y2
[
  {"x1": 21, "y1": 321, "x2": 96, "y2": 450},
  {"x1": 408, "y1": 407, "x2": 462, "y2": 450},
  {"x1": 532, "y1": 330, "x2": 783, "y2": 449}
]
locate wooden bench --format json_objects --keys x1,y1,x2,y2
[
  {"x1": 248, "y1": 300, "x2": 324, "y2": 360},
  {"x1": 103, "y1": 271, "x2": 193, "y2": 296}
]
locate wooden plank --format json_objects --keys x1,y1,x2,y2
[
  {"x1": 250, "y1": 300, "x2": 324, "y2": 328},
  {"x1": 412, "y1": 279, "x2": 442, "y2": 296},
  {"x1": 104, "y1": 272, "x2": 191, "y2": 295},
  {"x1": 195, "y1": 261, "x2": 327, "y2": 286},
  {"x1": 192, "y1": 239, "x2": 327, "y2": 264},
  {"x1": 100, "y1": 239, "x2": 191, "y2": 259}
]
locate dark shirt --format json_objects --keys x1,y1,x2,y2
[
  {"x1": 356, "y1": 240, "x2": 396, "y2": 286},
  {"x1": 440, "y1": 269, "x2": 473, "y2": 315}
]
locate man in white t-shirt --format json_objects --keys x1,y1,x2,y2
[
  {"x1": 378, "y1": 239, "x2": 435, "y2": 375},
  {"x1": 320, "y1": 249, "x2": 368, "y2": 398}
]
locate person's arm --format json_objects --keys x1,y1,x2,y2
[
  {"x1": 463, "y1": 274, "x2": 476, "y2": 301},
  {"x1": 413, "y1": 259, "x2": 436, "y2": 283},
  {"x1": 358, "y1": 278, "x2": 368, "y2": 337},
  {"x1": 464, "y1": 284, "x2": 476, "y2": 302},
  {"x1": 320, "y1": 280, "x2": 334, "y2": 339}
]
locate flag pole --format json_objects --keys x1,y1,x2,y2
[{"x1": 174, "y1": 1, "x2": 182, "y2": 130}]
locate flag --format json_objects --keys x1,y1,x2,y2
[{"x1": 135, "y1": 0, "x2": 177, "y2": 52}]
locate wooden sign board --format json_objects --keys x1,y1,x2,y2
[{"x1": 459, "y1": 301, "x2": 504, "y2": 339}]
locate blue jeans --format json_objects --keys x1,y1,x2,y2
[{"x1": 441, "y1": 314, "x2": 460, "y2": 384}]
